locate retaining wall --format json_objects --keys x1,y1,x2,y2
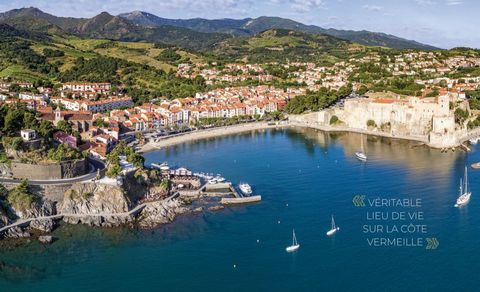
[{"x1": 10, "y1": 159, "x2": 88, "y2": 180}]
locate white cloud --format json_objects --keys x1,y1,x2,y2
[
  {"x1": 445, "y1": 0, "x2": 463, "y2": 5},
  {"x1": 362, "y1": 4, "x2": 382, "y2": 12},
  {"x1": 415, "y1": 0, "x2": 436, "y2": 5},
  {"x1": 289, "y1": 0, "x2": 325, "y2": 13}
]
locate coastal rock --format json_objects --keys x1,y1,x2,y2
[
  {"x1": 62, "y1": 214, "x2": 134, "y2": 227},
  {"x1": 59, "y1": 183, "x2": 130, "y2": 214},
  {"x1": 12, "y1": 199, "x2": 56, "y2": 219},
  {"x1": 0, "y1": 206, "x2": 10, "y2": 228},
  {"x1": 5, "y1": 227, "x2": 30, "y2": 238},
  {"x1": 208, "y1": 205, "x2": 224, "y2": 212},
  {"x1": 139, "y1": 199, "x2": 187, "y2": 228},
  {"x1": 58, "y1": 183, "x2": 132, "y2": 226},
  {"x1": 193, "y1": 207, "x2": 203, "y2": 213},
  {"x1": 38, "y1": 235, "x2": 54, "y2": 244},
  {"x1": 30, "y1": 218, "x2": 56, "y2": 233}
]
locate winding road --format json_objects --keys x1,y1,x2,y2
[{"x1": 0, "y1": 158, "x2": 105, "y2": 186}]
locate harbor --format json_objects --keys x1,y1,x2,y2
[
  {"x1": 3, "y1": 127, "x2": 480, "y2": 291},
  {"x1": 151, "y1": 162, "x2": 262, "y2": 205}
]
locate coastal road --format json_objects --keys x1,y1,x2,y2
[{"x1": 0, "y1": 158, "x2": 105, "y2": 186}]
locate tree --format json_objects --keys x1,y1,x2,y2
[
  {"x1": 126, "y1": 150, "x2": 145, "y2": 168},
  {"x1": 454, "y1": 108, "x2": 469, "y2": 125},
  {"x1": 7, "y1": 179, "x2": 37, "y2": 213},
  {"x1": 330, "y1": 115, "x2": 339, "y2": 125},
  {"x1": 38, "y1": 120, "x2": 55, "y2": 138},
  {"x1": 94, "y1": 118, "x2": 105, "y2": 128},
  {"x1": 23, "y1": 112, "x2": 38, "y2": 130},
  {"x1": 106, "y1": 164, "x2": 122, "y2": 178},
  {"x1": 0, "y1": 183, "x2": 8, "y2": 200},
  {"x1": 356, "y1": 85, "x2": 368, "y2": 96},
  {"x1": 3, "y1": 107, "x2": 24, "y2": 136},
  {"x1": 11, "y1": 137, "x2": 23, "y2": 151},
  {"x1": 56, "y1": 120, "x2": 72, "y2": 134},
  {"x1": 367, "y1": 120, "x2": 377, "y2": 127}
]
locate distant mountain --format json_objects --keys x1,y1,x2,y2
[
  {"x1": 119, "y1": 11, "x2": 252, "y2": 36},
  {"x1": 212, "y1": 28, "x2": 352, "y2": 64},
  {"x1": 119, "y1": 12, "x2": 439, "y2": 50},
  {"x1": 0, "y1": 7, "x2": 438, "y2": 51},
  {"x1": 0, "y1": 8, "x2": 229, "y2": 50}
]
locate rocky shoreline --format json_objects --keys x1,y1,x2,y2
[
  {"x1": 1, "y1": 193, "x2": 227, "y2": 244},
  {"x1": 0, "y1": 168, "x2": 230, "y2": 245}
]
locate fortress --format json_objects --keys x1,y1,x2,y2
[{"x1": 302, "y1": 93, "x2": 467, "y2": 148}]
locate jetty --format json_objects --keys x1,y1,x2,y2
[
  {"x1": 221, "y1": 195, "x2": 262, "y2": 204},
  {"x1": 200, "y1": 182, "x2": 262, "y2": 204}
]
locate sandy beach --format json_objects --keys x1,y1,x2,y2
[
  {"x1": 139, "y1": 120, "x2": 434, "y2": 153},
  {"x1": 140, "y1": 122, "x2": 285, "y2": 152}
]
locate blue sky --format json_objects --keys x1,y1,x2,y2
[{"x1": 0, "y1": 0, "x2": 478, "y2": 49}]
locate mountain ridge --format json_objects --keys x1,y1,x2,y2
[
  {"x1": 118, "y1": 11, "x2": 439, "y2": 50},
  {"x1": 0, "y1": 7, "x2": 230, "y2": 50}
]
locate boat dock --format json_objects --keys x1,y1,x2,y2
[
  {"x1": 201, "y1": 182, "x2": 241, "y2": 197},
  {"x1": 201, "y1": 182, "x2": 262, "y2": 204}
]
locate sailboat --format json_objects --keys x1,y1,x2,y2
[
  {"x1": 326, "y1": 215, "x2": 340, "y2": 236},
  {"x1": 355, "y1": 134, "x2": 367, "y2": 161},
  {"x1": 285, "y1": 229, "x2": 300, "y2": 252},
  {"x1": 455, "y1": 166, "x2": 472, "y2": 207}
]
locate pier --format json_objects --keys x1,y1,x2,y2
[
  {"x1": 220, "y1": 195, "x2": 262, "y2": 204},
  {"x1": 201, "y1": 182, "x2": 262, "y2": 204}
]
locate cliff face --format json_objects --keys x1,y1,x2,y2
[
  {"x1": 58, "y1": 182, "x2": 133, "y2": 227},
  {"x1": 0, "y1": 205, "x2": 10, "y2": 228},
  {"x1": 58, "y1": 183, "x2": 130, "y2": 215}
]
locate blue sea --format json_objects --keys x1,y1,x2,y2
[{"x1": 1, "y1": 127, "x2": 479, "y2": 291}]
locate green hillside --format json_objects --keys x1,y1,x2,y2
[
  {"x1": 0, "y1": 23, "x2": 208, "y2": 102},
  {"x1": 211, "y1": 29, "x2": 359, "y2": 64}
]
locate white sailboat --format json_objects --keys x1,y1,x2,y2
[
  {"x1": 326, "y1": 215, "x2": 340, "y2": 236},
  {"x1": 355, "y1": 134, "x2": 367, "y2": 161},
  {"x1": 455, "y1": 166, "x2": 472, "y2": 207},
  {"x1": 285, "y1": 229, "x2": 300, "y2": 252}
]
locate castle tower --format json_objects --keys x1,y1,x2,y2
[{"x1": 437, "y1": 94, "x2": 450, "y2": 116}]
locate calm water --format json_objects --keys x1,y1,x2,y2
[{"x1": 1, "y1": 127, "x2": 480, "y2": 291}]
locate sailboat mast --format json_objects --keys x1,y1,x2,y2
[
  {"x1": 361, "y1": 135, "x2": 364, "y2": 152},
  {"x1": 465, "y1": 167, "x2": 468, "y2": 193},
  {"x1": 460, "y1": 178, "x2": 463, "y2": 195}
]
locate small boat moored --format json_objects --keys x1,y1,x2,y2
[
  {"x1": 469, "y1": 137, "x2": 480, "y2": 144},
  {"x1": 455, "y1": 166, "x2": 472, "y2": 207},
  {"x1": 239, "y1": 183, "x2": 253, "y2": 195},
  {"x1": 326, "y1": 215, "x2": 340, "y2": 236},
  {"x1": 355, "y1": 134, "x2": 367, "y2": 161},
  {"x1": 355, "y1": 152, "x2": 367, "y2": 161},
  {"x1": 286, "y1": 229, "x2": 300, "y2": 252}
]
